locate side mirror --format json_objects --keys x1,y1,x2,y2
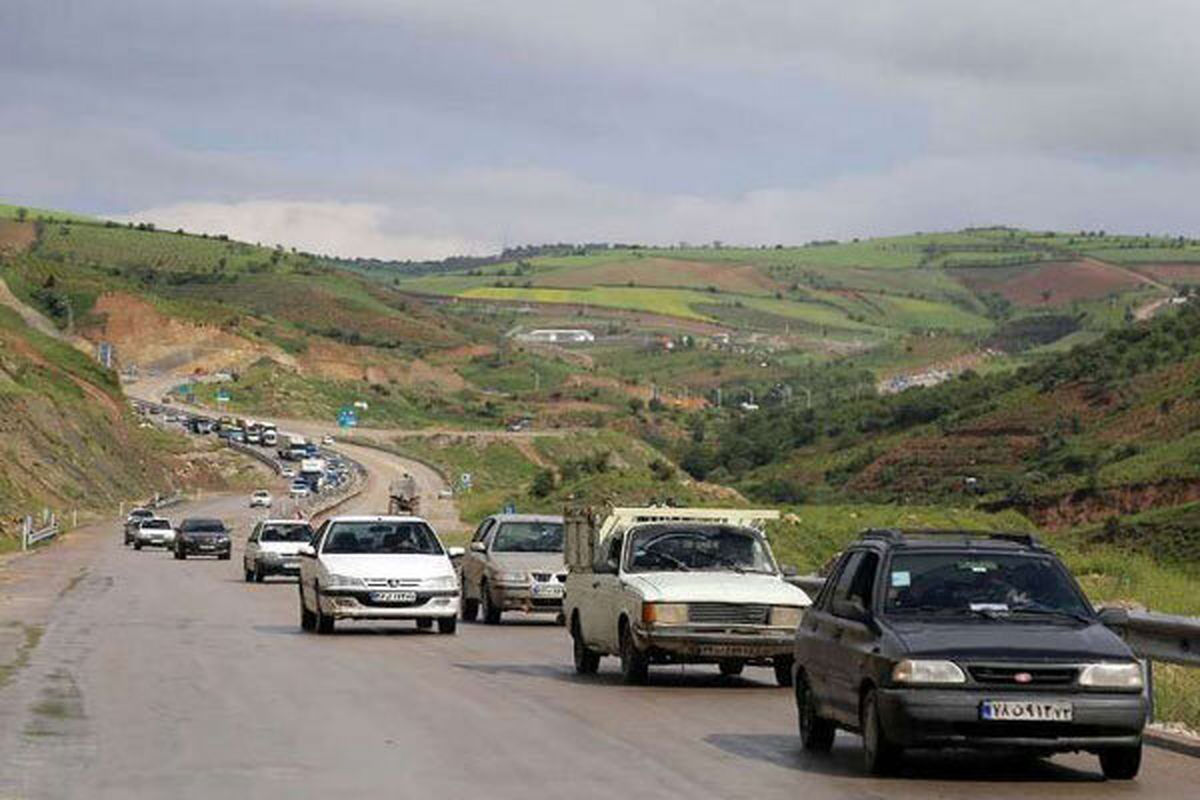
[
  {"x1": 832, "y1": 599, "x2": 870, "y2": 623},
  {"x1": 780, "y1": 564, "x2": 799, "y2": 577},
  {"x1": 1096, "y1": 606, "x2": 1127, "y2": 627},
  {"x1": 594, "y1": 557, "x2": 619, "y2": 575},
  {"x1": 447, "y1": 546, "x2": 465, "y2": 559},
  {"x1": 470, "y1": 541, "x2": 487, "y2": 553},
  {"x1": 298, "y1": 544, "x2": 316, "y2": 558}
]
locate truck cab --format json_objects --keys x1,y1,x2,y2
[{"x1": 564, "y1": 506, "x2": 810, "y2": 686}]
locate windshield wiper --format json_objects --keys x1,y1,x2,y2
[
  {"x1": 1007, "y1": 603, "x2": 1094, "y2": 625},
  {"x1": 648, "y1": 551, "x2": 691, "y2": 571}
]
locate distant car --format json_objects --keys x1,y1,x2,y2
[
  {"x1": 289, "y1": 481, "x2": 311, "y2": 499},
  {"x1": 124, "y1": 508, "x2": 156, "y2": 546},
  {"x1": 322, "y1": 435, "x2": 335, "y2": 445},
  {"x1": 174, "y1": 518, "x2": 232, "y2": 560},
  {"x1": 243, "y1": 519, "x2": 314, "y2": 582},
  {"x1": 250, "y1": 489, "x2": 272, "y2": 508},
  {"x1": 281, "y1": 468, "x2": 296, "y2": 479},
  {"x1": 460, "y1": 514, "x2": 566, "y2": 624},
  {"x1": 793, "y1": 529, "x2": 1149, "y2": 778},
  {"x1": 297, "y1": 515, "x2": 464, "y2": 634},
  {"x1": 134, "y1": 517, "x2": 175, "y2": 550}
]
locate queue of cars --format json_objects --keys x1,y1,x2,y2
[{"x1": 119, "y1": 498, "x2": 1150, "y2": 781}]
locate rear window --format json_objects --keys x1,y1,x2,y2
[{"x1": 261, "y1": 524, "x2": 313, "y2": 543}]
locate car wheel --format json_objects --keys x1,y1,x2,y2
[
  {"x1": 133, "y1": 542, "x2": 142, "y2": 551},
  {"x1": 254, "y1": 566, "x2": 265, "y2": 583},
  {"x1": 437, "y1": 617, "x2": 457, "y2": 635},
  {"x1": 219, "y1": 553, "x2": 231, "y2": 561},
  {"x1": 314, "y1": 586, "x2": 335, "y2": 634},
  {"x1": 718, "y1": 660, "x2": 744, "y2": 677},
  {"x1": 299, "y1": 584, "x2": 316, "y2": 632},
  {"x1": 1099, "y1": 743, "x2": 1142, "y2": 780},
  {"x1": 176, "y1": 549, "x2": 186, "y2": 560},
  {"x1": 416, "y1": 618, "x2": 433, "y2": 630},
  {"x1": 481, "y1": 581, "x2": 501, "y2": 625},
  {"x1": 572, "y1": 617, "x2": 601, "y2": 675},
  {"x1": 244, "y1": 566, "x2": 254, "y2": 583},
  {"x1": 796, "y1": 672, "x2": 835, "y2": 753},
  {"x1": 774, "y1": 656, "x2": 795, "y2": 687},
  {"x1": 861, "y1": 688, "x2": 901, "y2": 775},
  {"x1": 619, "y1": 623, "x2": 649, "y2": 685},
  {"x1": 461, "y1": 593, "x2": 479, "y2": 622}
]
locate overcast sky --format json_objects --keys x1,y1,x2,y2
[{"x1": 5, "y1": 1, "x2": 1200, "y2": 259}]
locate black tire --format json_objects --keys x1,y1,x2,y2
[
  {"x1": 437, "y1": 617, "x2": 457, "y2": 635},
  {"x1": 176, "y1": 549, "x2": 186, "y2": 560},
  {"x1": 461, "y1": 594, "x2": 479, "y2": 622},
  {"x1": 219, "y1": 553, "x2": 231, "y2": 561},
  {"x1": 861, "y1": 688, "x2": 901, "y2": 775},
  {"x1": 774, "y1": 656, "x2": 795, "y2": 688},
  {"x1": 572, "y1": 617, "x2": 601, "y2": 675},
  {"x1": 134, "y1": 542, "x2": 142, "y2": 551},
  {"x1": 299, "y1": 584, "x2": 316, "y2": 632},
  {"x1": 796, "y1": 672, "x2": 836, "y2": 753},
  {"x1": 254, "y1": 566, "x2": 265, "y2": 583},
  {"x1": 719, "y1": 660, "x2": 745, "y2": 677},
  {"x1": 1099, "y1": 743, "x2": 1142, "y2": 780},
  {"x1": 481, "y1": 581, "x2": 501, "y2": 625},
  {"x1": 619, "y1": 624, "x2": 649, "y2": 685},
  {"x1": 416, "y1": 618, "x2": 433, "y2": 630},
  {"x1": 314, "y1": 586, "x2": 335, "y2": 634},
  {"x1": 244, "y1": 566, "x2": 254, "y2": 583}
]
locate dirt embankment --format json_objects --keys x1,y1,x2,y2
[{"x1": 995, "y1": 479, "x2": 1200, "y2": 530}]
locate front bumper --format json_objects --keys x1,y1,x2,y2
[
  {"x1": 136, "y1": 535, "x2": 174, "y2": 547},
  {"x1": 254, "y1": 556, "x2": 302, "y2": 576},
  {"x1": 877, "y1": 687, "x2": 1148, "y2": 753},
  {"x1": 631, "y1": 624, "x2": 795, "y2": 664},
  {"x1": 179, "y1": 540, "x2": 231, "y2": 556},
  {"x1": 319, "y1": 588, "x2": 459, "y2": 620},
  {"x1": 491, "y1": 582, "x2": 565, "y2": 612}
]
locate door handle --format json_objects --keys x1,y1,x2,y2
[{"x1": 592, "y1": 581, "x2": 601, "y2": 589}]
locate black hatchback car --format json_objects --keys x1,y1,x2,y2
[
  {"x1": 793, "y1": 529, "x2": 1148, "y2": 779},
  {"x1": 174, "y1": 518, "x2": 232, "y2": 560}
]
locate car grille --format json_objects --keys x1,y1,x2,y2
[
  {"x1": 531, "y1": 572, "x2": 567, "y2": 583},
  {"x1": 968, "y1": 665, "x2": 1079, "y2": 686},
  {"x1": 687, "y1": 603, "x2": 770, "y2": 625},
  {"x1": 950, "y1": 722, "x2": 1128, "y2": 739},
  {"x1": 363, "y1": 578, "x2": 421, "y2": 589}
]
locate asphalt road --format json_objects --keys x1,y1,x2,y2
[{"x1": 3, "y1": 487, "x2": 1200, "y2": 799}]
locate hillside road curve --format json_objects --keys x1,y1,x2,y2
[{"x1": 3, "y1": 496, "x2": 1200, "y2": 797}]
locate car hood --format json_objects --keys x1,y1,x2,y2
[
  {"x1": 488, "y1": 552, "x2": 565, "y2": 573},
  {"x1": 886, "y1": 619, "x2": 1133, "y2": 661},
  {"x1": 319, "y1": 554, "x2": 453, "y2": 580},
  {"x1": 624, "y1": 572, "x2": 810, "y2": 606}
]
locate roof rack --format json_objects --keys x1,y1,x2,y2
[{"x1": 859, "y1": 528, "x2": 1042, "y2": 548}]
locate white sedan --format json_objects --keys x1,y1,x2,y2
[
  {"x1": 289, "y1": 481, "x2": 310, "y2": 499},
  {"x1": 297, "y1": 515, "x2": 464, "y2": 634},
  {"x1": 250, "y1": 489, "x2": 272, "y2": 508}
]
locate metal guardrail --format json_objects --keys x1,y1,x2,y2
[
  {"x1": 226, "y1": 439, "x2": 283, "y2": 474},
  {"x1": 783, "y1": 575, "x2": 1200, "y2": 668},
  {"x1": 22, "y1": 514, "x2": 60, "y2": 550}
]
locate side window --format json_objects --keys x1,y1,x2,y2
[
  {"x1": 471, "y1": 519, "x2": 493, "y2": 544},
  {"x1": 248, "y1": 523, "x2": 261, "y2": 543},
  {"x1": 847, "y1": 553, "x2": 879, "y2": 611},
  {"x1": 312, "y1": 521, "x2": 331, "y2": 552},
  {"x1": 827, "y1": 552, "x2": 863, "y2": 610},
  {"x1": 595, "y1": 534, "x2": 624, "y2": 571}
]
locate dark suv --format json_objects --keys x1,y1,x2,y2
[
  {"x1": 174, "y1": 518, "x2": 232, "y2": 560},
  {"x1": 793, "y1": 529, "x2": 1148, "y2": 779}
]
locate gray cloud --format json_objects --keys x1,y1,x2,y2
[{"x1": 3, "y1": 1, "x2": 1199, "y2": 258}]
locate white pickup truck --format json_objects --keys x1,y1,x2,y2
[{"x1": 564, "y1": 506, "x2": 810, "y2": 686}]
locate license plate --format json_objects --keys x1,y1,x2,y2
[
  {"x1": 370, "y1": 591, "x2": 417, "y2": 603},
  {"x1": 282, "y1": 561, "x2": 299, "y2": 569},
  {"x1": 980, "y1": 700, "x2": 1073, "y2": 722},
  {"x1": 531, "y1": 583, "x2": 563, "y2": 597},
  {"x1": 199, "y1": 545, "x2": 214, "y2": 550},
  {"x1": 697, "y1": 644, "x2": 765, "y2": 657}
]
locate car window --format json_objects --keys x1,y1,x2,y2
[
  {"x1": 141, "y1": 519, "x2": 171, "y2": 529},
  {"x1": 261, "y1": 524, "x2": 313, "y2": 543},
  {"x1": 249, "y1": 523, "x2": 261, "y2": 543},
  {"x1": 883, "y1": 552, "x2": 1092, "y2": 619},
  {"x1": 320, "y1": 521, "x2": 443, "y2": 555},
  {"x1": 491, "y1": 522, "x2": 563, "y2": 553},
  {"x1": 597, "y1": 533, "x2": 624, "y2": 571},
  {"x1": 471, "y1": 518, "x2": 493, "y2": 544},
  {"x1": 828, "y1": 551, "x2": 865, "y2": 610},
  {"x1": 626, "y1": 526, "x2": 776, "y2": 574}
]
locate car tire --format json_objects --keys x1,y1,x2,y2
[
  {"x1": 134, "y1": 542, "x2": 142, "y2": 551},
  {"x1": 861, "y1": 688, "x2": 901, "y2": 775},
  {"x1": 774, "y1": 656, "x2": 795, "y2": 688},
  {"x1": 719, "y1": 660, "x2": 744, "y2": 677},
  {"x1": 437, "y1": 617, "x2": 457, "y2": 635},
  {"x1": 219, "y1": 553, "x2": 231, "y2": 561},
  {"x1": 1099, "y1": 743, "x2": 1142, "y2": 780},
  {"x1": 314, "y1": 586, "x2": 335, "y2": 634},
  {"x1": 461, "y1": 596, "x2": 479, "y2": 621},
  {"x1": 481, "y1": 581, "x2": 501, "y2": 625},
  {"x1": 176, "y1": 549, "x2": 186, "y2": 560},
  {"x1": 572, "y1": 617, "x2": 601, "y2": 675},
  {"x1": 416, "y1": 618, "x2": 433, "y2": 630},
  {"x1": 796, "y1": 672, "x2": 835, "y2": 753},
  {"x1": 244, "y1": 567, "x2": 254, "y2": 583},
  {"x1": 299, "y1": 584, "x2": 316, "y2": 632},
  {"x1": 254, "y1": 567, "x2": 265, "y2": 583},
  {"x1": 619, "y1": 624, "x2": 649, "y2": 685}
]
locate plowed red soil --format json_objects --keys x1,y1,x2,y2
[{"x1": 952, "y1": 259, "x2": 1154, "y2": 306}]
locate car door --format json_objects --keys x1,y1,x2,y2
[
  {"x1": 462, "y1": 518, "x2": 494, "y2": 600},
  {"x1": 799, "y1": 551, "x2": 860, "y2": 723},
  {"x1": 300, "y1": 521, "x2": 329, "y2": 607},
  {"x1": 825, "y1": 551, "x2": 881, "y2": 726},
  {"x1": 584, "y1": 532, "x2": 625, "y2": 654},
  {"x1": 245, "y1": 522, "x2": 262, "y2": 572}
]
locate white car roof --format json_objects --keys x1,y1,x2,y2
[
  {"x1": 327, "y1": 515, "x2": 430, "y2": 524},
  {"x1": 261, "y1": 519, "x2": 312, "y2": 526}
]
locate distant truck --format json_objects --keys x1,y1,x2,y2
[
  {"x1": 261, "y1": 424, "x2": 278, "y2": 447},
  {"x1": 563, "y1": 505, "x2": 810, "y2": 685},
  {"x1": 388, "y1": 473, "x2": 420, "y2": 515},
  {"x1": 299, "y1": 457, "x2": 326, "y2": 492}
]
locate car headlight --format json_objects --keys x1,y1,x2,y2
[
  {"x1": 892, "y1": 659, "x2": 967, "y2": 685},
  {"x1": 326, "y1": 573, "x2": 365, "y2": 588},
  {"x1": 493, "y1": 571, "x2": 529, "y2": 583},
  {"x1": 642, "y1": 603, "x2": 689, "y2": 625},
  {"x1": 423, "y1": 575, "x2": 458, "y2": 590},
  {"x1": 770, "y1": 606, "x2": 804, "y2": 628},
  {"x1": 1079, "y1": 662, "x2": 1143, "y2": 689}
]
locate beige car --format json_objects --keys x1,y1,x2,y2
[{"x1": 460, "y1": 514, "x2": 565, "y2": 624}]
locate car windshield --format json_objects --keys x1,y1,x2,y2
[
  {"x1": 142, "y1": 519, "x2": 171, "y2": 529},
  {"x1": 883, "y1": 552, "x2": 1093, "y2": 620},
  {"x1": 261, "y1": 524, "x2": 312, "y2": 543},
  {"x1": 491, "y1": 522, "x2": 564, "y2": 553},
  {"x1": 184, "y1": 520, "x2": 226, "y2": 533},
  {"x1": 130, "y1": 510, "x2": 153, "y2": 519},
  {"x1": 626, "y1": 526, "x2": 776, "y2": 574},
  {"x1": 321, "y1": 521, "x2": 443, "y2": 555}
]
